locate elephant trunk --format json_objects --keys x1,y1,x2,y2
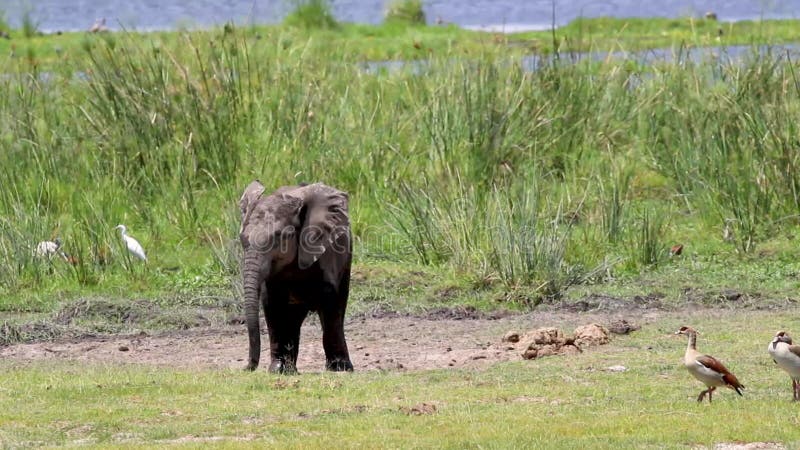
[{"x1": 243, "y1": 249, "x2": 266, "y2": 370}]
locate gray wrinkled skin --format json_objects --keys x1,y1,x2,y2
[{"x1": 239, "y1": 181, "x2": 353, "y2": 374}]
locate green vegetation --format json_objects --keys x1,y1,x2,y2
[
  {"x1": 1, "y1": 16, "x2": 800, "y2": 68},
  {"x1": 3, "y1": 311, "x2": 800, "y2": 447},
  {"x1": 0, "y1": 9, "x2": 9, "y2": 34},
  {"x1": 20, "y1": 7, "x2": 39, "y2": 39},
  {"x1": 384, "y1": 0, "x2": 426, "y2": 26},
  {"x1": 283, "y1": 0, "x2": 339, "y2": 30},
  {"x1": 2, "y1": 16, "x2": 800, "y2": 315}
]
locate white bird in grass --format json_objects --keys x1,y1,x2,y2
[
  {"x1": 33, "y1": 237, "x2": 74, "y2": 264},
  {"x1": 34, "y1": 237, "x2": 62, "y2": 258},
  {"x1": 114, "y1": 225, "x2": 147, "y2": 261}
]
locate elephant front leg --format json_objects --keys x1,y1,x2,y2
[
  {"x1": 318, "y1": 284, "x2": 353, "y2": 372},
  {"x1": 265, "y1": 287, "x2": 308, "y2": 374}
]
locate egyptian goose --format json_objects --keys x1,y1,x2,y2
[
  {"x1": 675, "y1": 326, "x2": 744, "y2": 402},
  {"x1": 768, "y1": 331, "x2": 800, "y2": 400}
]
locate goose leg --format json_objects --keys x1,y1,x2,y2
[
  {"x1": 697, "y1": 388, "x2": 708, "y2": 403},
  {"x1": 708, "y1": 387, "x2": 715, "y2": 403}
]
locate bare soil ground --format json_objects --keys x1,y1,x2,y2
[{"x1": 0, "y1": 307, "x2": 662, "y2": 372}]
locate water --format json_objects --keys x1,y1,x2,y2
[
  {"x1": 360, "y1": 43, "x2": 800, "y2": 75},
  {"x1": 1, "y1": 0, "x2": 799, "y2": 33}
]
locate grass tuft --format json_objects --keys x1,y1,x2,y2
[
  {"x1": 283, "y1": 0, "x2": 339, "y2": 30},
  {"x1": 384, "y1": 0, "x2": 426, "y2": 26}
]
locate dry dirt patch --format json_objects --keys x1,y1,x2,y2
[{"x1": 0, "y1": 309, "x2": 651, "y2": 372}]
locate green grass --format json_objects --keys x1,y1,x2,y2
[
  {"x1": 2, "y1": 17, "x2": 800, "y2": 317},
  {"x1": 384, "y1": 0, "x2": 426, "y2": 26},
  {"x1": 3, "y1": 311, "x2": 800, "y2": 447},
  {"x1": 283, "y1": 0, "x2": 339, "y2": 30}
]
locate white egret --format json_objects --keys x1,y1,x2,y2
[{"x1": 114, "y1": 225, "x2": 147, "y2": 261}]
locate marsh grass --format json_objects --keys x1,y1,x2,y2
[
  {"x1": 20, "y1": 7, "x2": 39, "y2": 39},
  {"x1": 283, "y1": 0, "x2": 339, "y2": 30},
  {"x1": 634, "y1": 207, "x2": 668, "y2": 268},
  {"x1": 384, "y1": 0, "x2": 426, "y2": 26},
  {"x1": 0, "y1": 9, "x2": 9, "y2": 34},
  {"x1": 2, "y1": 24, "x2": 800, "y2": 307}
]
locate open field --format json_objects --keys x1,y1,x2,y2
[{"x1": 3, "y1": 307, "x2": 800, "y2": 448}]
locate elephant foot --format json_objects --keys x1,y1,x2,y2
[
  {"x1": 244, "y1": 362, "x2": 258, "y2": 372},
  {"x1": 269, "y1": 358, "x2": 298, "y2": 374},
  {"x1": 326, "y1": 358, "x2": 354, "y2": 372}
]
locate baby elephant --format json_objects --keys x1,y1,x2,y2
[{"x1": 239, "y1": 180, "x2": 353, "y2": 373}]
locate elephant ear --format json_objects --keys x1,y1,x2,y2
[
  {"x1": 240, "y1": 180, "x2": 265, "y2": 221},
  {"x1": 297, "y1": 185, "x2": 350, "y2": 271}
]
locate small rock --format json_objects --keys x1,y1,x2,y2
[
  {"x1": 712, "y1": 443, "x2": 785, "y2": 450},
  {"x1": 607, "y1": 319, "x2": 640, "y2": 335},
  {"x1": 606, "y1": 365, "x2": 627, "y2": 372},
  {"x1": 719, "y1": 290, "x2": 742, "y2": 302},
  {"x1": 118, "y1": 345, "x2": 130, "y2": 352},
  {"x1": 502, "y1": 331, "x2": 520, "y2": 343}
]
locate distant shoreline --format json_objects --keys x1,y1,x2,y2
[{"x1": 18, "y1": 11, "x2": 800, "y2": 35}]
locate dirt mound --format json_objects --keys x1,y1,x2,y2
[
  {"x1": 1, "y1": 298, "x2": 215, "y2": 347},
  {"x1": 507, "y1": 324, "x2": 611, "y2": 360},
  {"x1": 0, "y1": 321, "x2": 71, "y2": 346},
  {"x1": 556, "y1": 293, "x2": 664, "y2": 312},
  {"x1": 54, "y1": 298, "x2": 209, "y2": 330},
  {"x1": 351, "y1": 305, "x2": 517, "y2": 321},
  {"x1": 709, "y1": 443, "x2": 786, "y2": 450},
  {"x1": 574, "y1": 324, "x2": 610, "y2": 347},
  {"x1": 518, "y1": 327, "x2": 581, "y2": 360}
]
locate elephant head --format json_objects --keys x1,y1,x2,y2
[{"x1": 239, "y1": 180, "x2": 351, "y2": 371}]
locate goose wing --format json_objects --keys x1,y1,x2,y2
[{"x1": 697, "y1": 354, "x2": 744, "y2": 394}]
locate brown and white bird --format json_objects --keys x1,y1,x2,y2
[
  {"x1": 675, "y1": 326, "x2": 744, "y2": 402},
  {"x1": 768, "y1": 331, "x2": 800, "y2": 400},
  {"x1": 90, "y1": 18, "x2": 108, "y2": 33}
]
